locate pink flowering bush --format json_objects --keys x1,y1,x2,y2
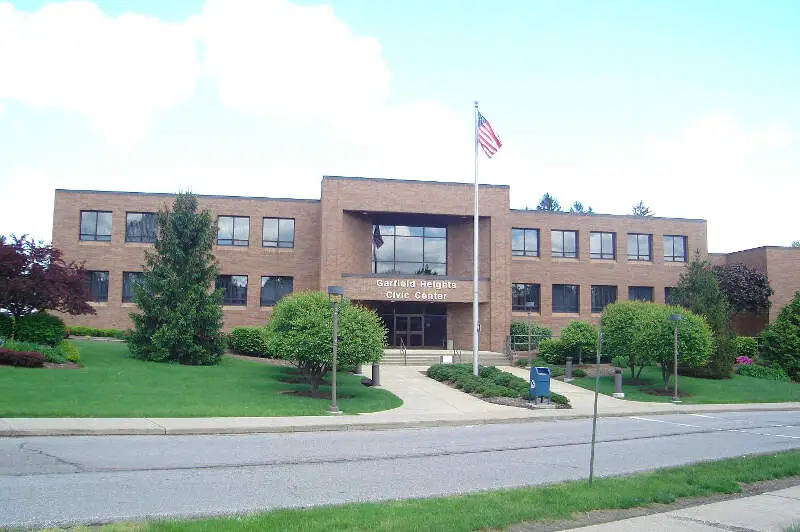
[{"x1": 735, "y1": 355, "x2": 754, "y2": 365}]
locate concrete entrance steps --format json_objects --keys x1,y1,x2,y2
[{"x1": 381, "y1": 349, "x2": 510, "y2": 366}]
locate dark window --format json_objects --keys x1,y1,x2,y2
[
  {"x1": 216, "y1": 275, "x2": 248, "y2": 305},
  {"x1": 627, "y1": 233, "x2": 652, "y2": 261},
  {"x1": 125, "y1": 212, "x2": 157, "y2": 243},
  {"x1": 217, "y1": 216, "x2": 249, "y2": 246},
  {"x1": 87, "y1": 271, "x2": 109, "y2": 302},
  {"x1": 664, "y1": 235, "x2": 687, "y2": 262},
  {"x1": 511, "y1": 283, "x2": 540, "y2": 312},
  {"x1": 260, "y1": 276, "x2": 293, "y2": 306},
  {"x1": 511, "y1": 228, "x2": 539, "y2": 257},
  {"x1": 262, "y1": 218, "x2": 295, "y2": 248},
  {"x1": 372, "y1": 224, "x2": 447, "y2": 275},
  {"x1": 629, "y1": 286, "x2": 654, "y2": 302},
  {"x1": 122, "y1": 272, "x2": 144, "y2": 303},
  {"x1": 665, "y1": 287, "x2": 674, "y2": 304},
  {"x1": 80, "y1": 211, "x2": 112, "y2": 241},
  {"x1": 590, "y1": 232, "x2": 615, "y2": 260},
  {"x1": 552, "y1": 230, "x2": 578, "y2": 258},
  {"x1": 553, "y1": 284, "x2": 580, "y2": 313},
  {"x1": 591, "y1": 285, "x2": 617, "y2": 312}
]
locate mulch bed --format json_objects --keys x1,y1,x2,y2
[
  {"x1": 43, "y1": 362, "x2": 81, "y2": 369},
  {"x1": 226, "y1": 353, "x2": 295, "y2": 367},
  {"x1": 482, "y1": 396, "x2": 565, "y2": 410}
]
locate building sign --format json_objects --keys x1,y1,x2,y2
[{"x1": 376, "y1": 278, "x2": 458, "y2": 301}]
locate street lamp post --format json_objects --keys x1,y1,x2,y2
[
  {"x1": 525, "y1": 301, "x2": 537, "y2": 360},
  {"x1": 669, "y1": 313, "x2": 682, "y2": 403},
  {"x1": 327, "y1": 285, "x2": 344, "y2": 415}
]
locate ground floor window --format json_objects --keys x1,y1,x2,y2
[
  {"x1": 591, "y1": 285, "x2": 617, "y2": 313},
  {"x1": 552, "y1": 284, "x2": 579, "y2": 313},
  {"x1": 122, "y1": 272, "x2": 144, "y2": 303},
  {"x1": 88, "y1": 271, "x2": 109, "y2": 302},
  {"x1": 216, "y1": 275, "x2": 248, "y2": 306},
  {"x1": 629, "y1": 286, "x2": 654, "y2": 302},
  {"x1": 512, "y1": 283, "x2": 540, "y2": 312},
  {"x1": 260, "y1": 276, "x2": 293, "y2": 306}
]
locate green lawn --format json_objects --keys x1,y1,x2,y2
[
  {"x1": 571, "y1": 366, "x2": 799, "y2": 404},
  {"x1": 58, "y1": 451, "x2": 800, "y2": 531},
  {"x1": 0, "y1": 341, "x2": 402, "y2": 417}
]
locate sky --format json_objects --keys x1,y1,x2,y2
[{"x1": 0, "y1": 0, "x2": 798, "y2": 253}]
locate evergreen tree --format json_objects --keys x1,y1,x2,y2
[
  {"x1": 128, "y1": 192, "x2": 226, "y2": 365},
  {"x1": 631, "y1": 200, "x2": 653, "y2": 216},
  {"x1": 760, "y1": 291, "x2": 800, "y2": 381},
  {"x1": 569, "y1": 201, "x2": 593, "y2": 214},
  {"x1": 536, "y1": 193, "x2": 562, "y2": 212}
]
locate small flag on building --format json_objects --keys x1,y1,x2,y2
[
  {"x1": 477, "y1": 112, "x2": 502, "y2": 158},
  {"x1": 373, "y1": 225, "x2": 384, "y2": 249}
]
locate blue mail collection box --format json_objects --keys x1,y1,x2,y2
[{"x1": 529, "y1": 366, "x2": 552, "y2": 403}]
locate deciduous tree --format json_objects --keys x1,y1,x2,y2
[{"x1": 713, "y1": 262, "x2": 773, "y2": 314}]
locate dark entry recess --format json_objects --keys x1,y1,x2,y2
[{"x1": 373, "y1": 302, "x2": 447, "y2": 348}]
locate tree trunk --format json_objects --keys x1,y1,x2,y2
[
  {"x1": 636, "y1": 365, "x2": 645, "y2": 380},
  {"x1": 629, "y1": 364, "x2": 635, "y2": 380},
  {"x1": 662, "y1": 364, "x2": 670, "y2": 390}
]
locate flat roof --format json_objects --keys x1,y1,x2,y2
[
  {"x1": 55, "y1": 189, "x2": 320, "y2": 204},
  {"x1": 509, "y1": 208, "x2": 706, "y2": 223},
  {"x1": 323, "y1": 175, "x2": 510, "y2": 189}
]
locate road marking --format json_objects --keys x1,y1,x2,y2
[
  {"x1": 687, "y1": 413, "x2": 719, "y2": 419},
  {"x1": 737, "y1": 430, "x2": 799, "y2": 440},
  {"x1": 629, "y1": 416, "x2": 702, "y2": 428},
  {"x1": 630, "y1": 416, "x2": 800, "y2": 440}
]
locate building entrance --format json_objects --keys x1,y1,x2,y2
[{"x1": 373, "y1": 302, "x2": 447, "y2": 349}]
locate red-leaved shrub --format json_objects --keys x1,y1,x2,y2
[{"x1": 0, "y1": 348, "x2": 46, "y2": 367}]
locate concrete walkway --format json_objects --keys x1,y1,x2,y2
[
  {"x1": 1, "y1": 365, "x2": 798, "y2": 436},
  {"x1": 561, "y1": 485, "x2": 800, "y2": 531}
]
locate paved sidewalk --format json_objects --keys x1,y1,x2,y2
[
  {"x1": 1, "y1": 365, "x2": 798, "y2": 436},
  {"x1": 561, "y1": 485, "x2": 800, "y2": 531}
]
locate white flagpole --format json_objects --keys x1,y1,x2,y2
[{"x1": 472, "y1": 101, "x2": 480, "y2": 376}]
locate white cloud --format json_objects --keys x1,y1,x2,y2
[
  {"x1": 0, "y1": 1, "x2": 199, "y2": 150},
  {"x1": 0, "y1": 100, "x2": 6, "y2": 117}
]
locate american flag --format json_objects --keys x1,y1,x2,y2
[{"x1": 477, "y1": 112, "x2": 502, "y2": 158}]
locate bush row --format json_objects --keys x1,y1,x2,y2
[
  {"x1": 736, "y1": 363, "x2": 791, "y2": 382},
  {"x1": 0, "y1": 348, "x2": 46, "y2": 367},
  {"x1": 0, "y1": 338, "x2": 80, "y2": 364},
  {"x1": 66, "y1": 326, "x2": 129, "y2": 339}
]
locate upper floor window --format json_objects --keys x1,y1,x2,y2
[
  {"x1": 627, "y1": 233, "x2": 651, "y2": 261},
  {"x1": 260, "y1": 276, "x2": 293, "y2": 307},
  {"x1": 372, "y1": 224, "x2": 447, "y2": 275},
  {"x1": 125, "y1": 212, "x2": 157, "y2": 243},
  {"x1": 512, "y1": 283, "x2": 540, "y2": 312},
  {"x1": 664, "y1": 235, "x2": 687, "y2": 262},
  {"x1": 216, "y1": 275, "x2": 248, "y2": 305},
  {"x1": 217, "y1": 216, "x2": 249, "y2": 246},
  {"x1": 629, "y1": 286, "x2": 654, "y2": 302},
  {"x1": 87, "y1": 271, "x2": 109, "y2": 302},
  {"x1": 552, "y1": 230, "x2": 578, "y2": 258},
  {"x1": 512, "y1": 228, "x2": 539, "y2": 257},
  {"x1": 589, "y1": 231, "x2": 615, "y2": 260},
  {"x1": 122, "y1": 272, "x2": 144, "y2": 303},
  {"x1": 553, "y1": 284, "x2": 580, "y2": 313},
  {"x1": 262, "y1": 217, "x2": 295, "y2": 248},
  {"x1": 591, "y1": 285, "x2": 617, "y2": 313},
  {"x1": 80, "y1": 211, "x2": 112, "y2": 241}
]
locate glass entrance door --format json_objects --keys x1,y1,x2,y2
[
  {"x1": 376, "y1": 302, "x2": 447, "y2": 349},
  {"x1": 394, "y1": 314, "x2": 424, "y2": 348}
]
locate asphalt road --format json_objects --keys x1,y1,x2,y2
[{"x1": 1, "y1": 410, "x2": 799, "y2": 529}]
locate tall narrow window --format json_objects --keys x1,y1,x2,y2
[
  {"x1": 80, "y1": 211, "x2": 112, "y2": 241},
  {"x1": 260, "y1": 276, "x2": 293, "y2": 306},
  {"x1": 262, "y1": 218, "x2": 295, "y2": 248},
  {"x1": 589, "y1": 232, "x2": 615, "y2": 260},
  {"x1": 87, "y1": 271, "x2": 109, "y2": 302},
  {"x1": 511, "y1": 228, "x2": 539, "y2": 257},
  {"x1": 122, "y1": 272, "x2": 144, "y2": 303},
  {"x1": 125, "y1": 212, "x2": 157, "y2": 243},
  {"x1": 217, "y1": 216, "x2": 249, "y2": 246},
  {"x1": 591, "y1": 285, "x2": 617, "y2": 312},
  {"x1": 664, "y1": 235, "x2": 687, "y2": 262},
  {"x1": 216, "y1": 275, "x2": 248, "y2": 305},
  {"x1": 629, "y1": 286, "x2": 654, "y2": 302},
  {"x1": 552, "y1": 284, "x2": 580, "y2": 313},
  {"x1": 627, "y1": 233, "x2": 652, "y2": 261},
  {"x1": 552, "y1": 230, "x2": 578, "y2": 258},
  {"x1": 511, "y1": 283, "x2": 540, "y2": 312}
]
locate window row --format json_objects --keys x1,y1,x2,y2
[
  {"x1": 79, "y1": 211, "x2": 295, "y2": 248},
  {"x1": 86, "y1": 271, "x2": 293, "y2": 307},
  {"x1": 511, "y1": 228, "x2": 687, "y2": 262},
  {"x1": 371, "y1": 224, "x2": 447, "y2": 275},
  {"x1": 511, "y1": 283, "x2": 675, "y2": 313}
]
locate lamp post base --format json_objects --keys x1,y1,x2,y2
[
  {"x1": 671, "y1": 397, "x2": 682, "y2": 403},
  {"x1": 327, "y1": 405, "x2": 342, "y2": 414}
]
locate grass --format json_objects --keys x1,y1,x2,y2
[
  {"x1": 55, "y1": 450, "x2": 800, "y2": 531},
  {"x1": 570, "y1": 365, "x2": 799, "y2": 404},
  {"x1": 0, "y1": 341, "x2": 402, "y2": 417}
]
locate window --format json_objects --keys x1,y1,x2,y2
[
  {"x1": 664, "y1": 235, "x2": 687, "y2": 262},
  {"x1": 629, "y1": 286, "x2": 654, "y2": 302},
  {"x1": 80, "y1": 211, "x2": 112, "y2": 241},
  {"x1": 372, "y1": 225, "x2": 447, "y2": 275},
  {"x1": 87, "y1": 271, "x2": 109, "y2": 302},
  {"x1": 551, "y1": 230, "x2": 578, "y2": 258},
  {"x1": 512, "y1": 228, "x2": 539, "y2": 257},
  {"x1": 125, "y1": 212, "x2": 157, "y2": 243},
  {"x1": 627, "y1": 233, "x2": 651, "y2": 261},
  {"x1": 262, "y1": 217, "x2": 295, "y2": 248},
  {"x1": 589, "y1": 232, "x2": 615, "y2": 260},
  {"x1": 512, "y1": 283, "x2": 540, "y2": 312},
  {"x1": 217, "y1": 216, "x2": 249, "y2": 246},
  {"x1": 553, "y1": 284, "x2": 580, "y2": 313},
  {"x1": 216, "y1": 275, "x2": 248, "y2": 305},
  {"x1": 665, "y1": 287, "x2": 674, "y2": 305},
  {"x1": 122, "y1": 272, "x2": 144, "y2": 303},
  {"x1": 591, "y1": 285, "x2": 617, "y2": 313},
  {"x1": 260, "y1": 276, "x2": 293, "y2": 306}
]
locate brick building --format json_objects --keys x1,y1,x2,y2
[{"x1": 53, "y1": 175, "x2": 723, "y2": 352}]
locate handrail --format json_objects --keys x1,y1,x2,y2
[
  {"x1": 400, "y1": 337, "x2": 407, "y2": 366},
  {"x1": 453, "y1": 342, "x2": 462, "y2": 364}
]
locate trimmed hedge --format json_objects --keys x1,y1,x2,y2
[
  {"x1": 58, "y1": 340, "x2": 81, "y2": 363},
  {"x1": 732, "y1": 336, "x2": 758, "y2": 359},
  {"x1": 0, "y1": 314, "x2": 13, "y2": 339},
  {"x1": 0, "y1": 348, "x2": 46, "y2": 367},
  {"x1": 230, "y1": 327, "x2": 269, "y2": 355},
  {"x1": 66, "y1": 326, "x2": 129, "y2": 339},
  {"x1": 736, "y1": 363, "x2": 791, "y2": 382},
  {"x1": 14, "y1": 313, "x2": 66, "y2": 346},
  {"x1": 538, "y1": 338, "x2": 567, "y2": 365}
]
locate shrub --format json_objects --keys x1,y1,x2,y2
[
  {"x1": 735, "y1": 355, "x2": 754, "y2": 366},
  {"x1": 514, "y1": 358, "x2": 530, "y2": 367},
  {"x1": 538, "y1": 338, "x2": 567, "y2": 365},
  {"x1": 611, "y1": 355, "x2": 628, "y2": 368},
  {"x1": 550, "y1": 392, "x2": 570, "y2": 406},
  {"x1": 230, "y1": 327, "x2": 269, "y2": 355},
  {"x1": 572, "y1": 368, "x2": 587, "y2": 378},
  {"x1": 736, "y1": 363, "x2": 791, "y2": 382},
  {"x1": 14, "y1": 312, "x2": 66, "y2": 346},
  {"x1": 510, "y1": 322, "x2": 552, "y2": 351},
  {"x1": 0, "y1": 348, "x2": 46, "y2": 367},
  {"x1": 760, "y1": 291, "x2": 800, "y2": 381},
  {"x1": 732, "y1": 336, "x2": 758, "y2": 359},
  {"x1": 0, "y1": 313, "x2": 13, "y2": 339},
  {"x1": 560, "y1": 320, "x2": 598, "y2": 364},
  {"x1": 1, "y1": 339, "x2": 66, "y2": 363},
  {"x1": 66, "y1": 326, "x2": 128, "y2": 339},
  {"x1": 58, "y1": 340, "x2": 80, "y2": 363}
]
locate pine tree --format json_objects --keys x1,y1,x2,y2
[{"x1": 128, "y1": 192, "x2": 226, "y2": 365}]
